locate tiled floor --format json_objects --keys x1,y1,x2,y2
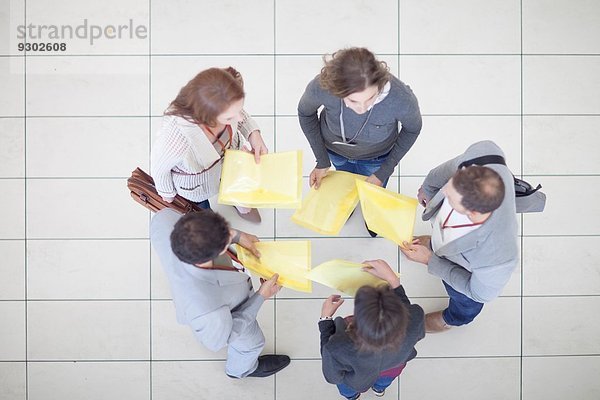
[{"x1": 1, "y1": 0, "x2": 599, "y2": 399}]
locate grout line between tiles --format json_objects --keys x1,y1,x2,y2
[
  {"x1": 519, "y1": 2, "x2": 524, "y2": 399},
  {"x1": 23, "y1": 1, "x2": 29, "y2": 399},
  {"x1": 148, "y1": 1, "x2": 153, "y2": 399},
  {"x1": 6, "y1": 52, "x2": 600, "y2": 57}
]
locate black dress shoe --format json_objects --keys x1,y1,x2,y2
[
  {"x1": 365, "y1": 222, "x2": 377, "y2": 237},
  {"x1": 247, "y1": 354, "x2": 290, "y2": 377}
]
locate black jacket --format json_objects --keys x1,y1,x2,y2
[{"x1": 318, "y1": 285, "x2": 425, "y2": 392}]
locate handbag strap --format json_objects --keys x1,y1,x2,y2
[
  {"x1": 172, "y1": 125, "x2": 234, "y2": 176},
  {"x1": 458, "y1": 155, "x2": 506, "y2": 169}
]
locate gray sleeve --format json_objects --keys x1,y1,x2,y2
[
  {"x1": 421, "y1": 154, "x2": 463, "y2": 201},
  {"x1": 298, "y1": 78, "x2": 332, "y2": 169},
  {"x1": 427, "y1": 254, "x2": 517, "y2": 303},
  {"x1": 187, "y1": 292, "x2": 265, "y2": 352},
  {"x1": 374, "y1": 100, "x2": 422, "y2": 182}
]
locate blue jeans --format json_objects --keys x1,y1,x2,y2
[
  {"x1": 327, "y1": 150, "x2": 390, "y2": 187},
  {"x1": 336, "y1": 363, "x2": 406, "y2": 399},
  {"x1": 195, "y1": 199, "x2": 211, "y2": 209},
  {"x1": 442, "y1": 281, "x2": 484, "y2": 326}
]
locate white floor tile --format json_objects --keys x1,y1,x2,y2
[
  {"x1": 0, "y1": 362, "x2": 26, "y2": 400},
  {"x1": 0, "y1": 241, "x2": 25, "y2": 300},
  {"x1": 523, "y1": 0, "x2": 600, "y2": 54},
  {"x1": 27, "y1": 240, "x2": 149, "y2": 299},
  {"x1": 275, "y1": 116, "x2": 317, "y2": 176},
  {"x1": 522, "y1": 176, "x2": 600, "y2": 236},
  {"x1": 26, "y1": 56, "x2": 148, "y2": 116},
  {"x1": 400, "y1": 55, "x2": 521, "y2": 115},
  {"x1": 523, "y1": 296, "x2": 600, "y2": 356},
  {"x1": 0, "y1": 179, "x2": 25, "y2": 239},
  {"x1": 26, "y1": 178, "x2": 149, "y2": 239},
  {"x1": 151, "y1": 0, "x2": 273, "y2": 55},
  {"x1": 2, "y1": 0, "x2": 24, "y2": 56},
  {"x1": 275, "y1": 298, "x2": 354, "y2": 358},
  {"x1": 523, "y1": 236, "x2": 600, "y2": 296},
  {"x1": 401, "y1": 357, "x2": 521, "y2": 400},
  {"x1": 400, "y1": 0, "x2": 520, "y2": 54},
  {"x1": 27, "y1": 301, "x2": 150, "y2": 360},
  {"x1": 151, "y1": 56, "x2": 274, "y2": 117},
  {"x1": 524, "y1": 116, "x2": 600, "y2": 175},
  {"x1": 152, "y1": 361, "x2": 275, "y2": 400},
  {"x1": 26, "y1": 117, "x2": 149, "y2": 177},
  {"x1": 0, "y1": 57, "x2": 24, "y2": 116},
  {"x1": 0, "y1": 302, "x2": 25, "y2": 361},
  {"x1": 28, "y1": 362, "x2": 150, "y2": 400},
  {"x1": 400, "y1": 116, "x2": 522, "y2": 176},
  {"x1": 0, "y1": 118, "x2": 24, "y2": 177},
  {"x1": 24, "y1": 0, "x2": 149, "y2": 55},
  {"x1": 275, "y1": 0, "x2": 398, "y2": 54},
  {"x1": 523, "y1": 56, "x2": 600, "y2": 114},
  {"x1": 415, "y1": 297, "x2": 521, "y2": 357},
  {"x1": 522, "y1": 356, "x2": 600, "y2": 400},
  {"x1": 151, "y1": 299, "x2": 274, "y2": 360}
]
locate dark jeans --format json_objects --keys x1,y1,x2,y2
[
  {"x1": 336, "y1": 363, "x2": 406, "y2": 399},
  {"x1": 195, "y1": 199, "x2": 211, "y2": 209},
  {"x1": 442, "y1": 281, "x2": 484, "y2": 326},
  {"x1": 327, "y1": 150, "x2": 390, "y2": 187}
]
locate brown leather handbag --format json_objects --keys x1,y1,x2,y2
[
  {"x1": 127, "y1": 167, "x2": 202, "y2": 214},
  {"x1": 127, "y1": 168, "x2": 244, "y2": 269}
]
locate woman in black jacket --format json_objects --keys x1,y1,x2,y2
[{"x1": 318, "y1": 259, "x2": 425, "y2": 399}]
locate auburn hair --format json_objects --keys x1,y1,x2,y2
[{"x1": 165, "y1": 67, "x2": 245, "y2": 127}]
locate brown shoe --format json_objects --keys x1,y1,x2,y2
[
  {"x1": 425, "y1": 311, "x2": 452, "y2": 333},
  {"x1": 234, "y1": 206, "x2": 262, "y2": 223}
]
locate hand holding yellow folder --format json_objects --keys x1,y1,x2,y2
[
  {"x1": 356, "y1": 180, "x2": 418, "y2": 247},
  {"x1": 235, "y1": 241, "x2": 312, "y2": 293},
  {"x1": 291, "y1": 171, "x2": 366, "y2": 235},
  {"x1": 307, "y1": 259, "x2": 393, "y2": 296},
  {"x1": 219, "y1": 150, "x2": 302, "y2": 208}
]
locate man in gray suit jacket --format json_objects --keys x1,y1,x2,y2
[
  {"x1": 400, "y1": 141, "x2": 519, "y2": 333},
  {"x1": 151, "y1": 208, "x2": 290, "y2": 377}
]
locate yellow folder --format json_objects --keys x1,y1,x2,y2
[
  {"x1": 235, "y1": 241, "x2": 312, "y2": 293},
  {"x1": 356, "y1": 180, "x2": 418, "y2": 247},
  {"x1": 291, "y1": 171, "x2": 367, "y2": 235},
  {"x1": 219, "y1": 150, "x2": 303, "y2": 208},
  {"x1": 307, "y1": 259, "x2": 392, "y2": 296}
]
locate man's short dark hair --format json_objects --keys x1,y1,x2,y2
[
  {"x1": 170, "y1": 211, "x2": 230, "y2": 265},
  {"x1": 348, "y1": 285, "x2": 410, "y2": 352},
  {"x1": 453, "y1": 166, "x2": 505, "y2": 213}
]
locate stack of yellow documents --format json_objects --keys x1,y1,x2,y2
[
  {"x1": 291, "y1": 171, "x2": 366, "y2": 235},
  {"x1": 307, "y1": 259, "x2": 393, "y2": 296},
  {"x1": 219, "y1": 150, "x2": 302, "y2": 208},
  {"x1": 235, "y1": 241, "x2": 312, "y2": 293},
  {"x1": 356, "y1": 180, "x2": 418, "y2": 247}
]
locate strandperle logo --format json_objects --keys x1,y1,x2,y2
[{"x1": 16, "y1": 19, "x2": 148, "y2": 45}]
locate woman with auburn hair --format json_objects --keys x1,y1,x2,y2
[
  {"x1": 151, "y1": 67, "x2": 268, "y2": 222},
  {"x1": 298, "y1": 47, "x2": 422, "y2": 235},
  {"x1": 318, "y1": 259, "x2": 425, "y2": 400}
]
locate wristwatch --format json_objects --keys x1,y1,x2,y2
[{"x1": 319, "y1": 316, "x2": 333, "y2": 322}]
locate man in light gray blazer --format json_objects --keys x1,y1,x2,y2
[
  {"x1": 401, "y1": 141, "x2": 518, "y2": 333},
  {"x1": 151, "y1": 208, "x2": 290, "y2": 377}
]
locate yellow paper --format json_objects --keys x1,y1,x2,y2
[
  {"x1": 356, "y1": 180, "x2": 418, "y2": 247},
  {"x1": 235, "y1": 241, "x2": 312, "y2": 293},
  {"x1": 307, "y1": 259, "x2": 392, "y2": 296},
  {"x1": 219, "y1": 150, "x2": 302, "y2": 208},
  {"x1": 291, "y1": 171, "x2": 367, "y2": 235}
]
